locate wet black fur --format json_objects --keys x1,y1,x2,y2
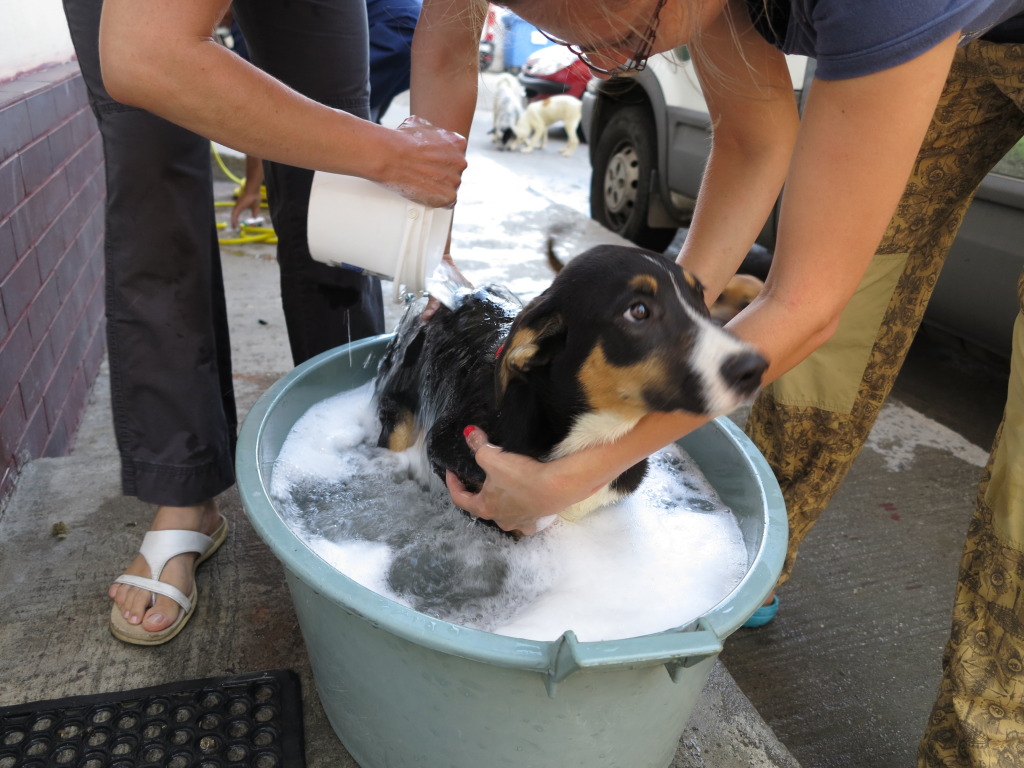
[{"x1": 374, "y1": 282, "x2": 528, "y2": 492}]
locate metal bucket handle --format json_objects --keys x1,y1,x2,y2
[{"x1": 544, "y1": 618, "x2": 722, "y2": 696}]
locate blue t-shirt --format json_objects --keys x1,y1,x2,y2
[{"x1": 746, "y1": 0, "x2": 1024, "y2": 79}]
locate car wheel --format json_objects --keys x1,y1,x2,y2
[{"x1": 590, "y1": 105, "x2": 676, "y2": 252}]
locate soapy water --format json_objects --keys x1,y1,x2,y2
[{"x1": 270, "y1": 383, "x2": 750, "y2": 642}]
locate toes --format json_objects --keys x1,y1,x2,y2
[
  {"x1": 112, "y1": 584, "x2": 156, "y2": 626},
  {"x1": 111, "y1": 584, "x2": 180, "y2": 630},
  {"x1": 126, "y1": 588, "x2": 157, "y2": 625},
  {"x1": 110, "y1": 574, "x2": 180, "y2": 627},
  {"x1": 141, "y1": 593, "x2": 180, "y2": 632}
]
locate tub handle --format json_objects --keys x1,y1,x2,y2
[{"x1": 544, "y1": 619, "x2": 722, "y2": 696}]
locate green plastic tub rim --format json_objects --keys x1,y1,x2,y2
[{"x1": 236, "y1": 335, "x2": 787, "y2": 693}]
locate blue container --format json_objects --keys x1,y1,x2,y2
[
  {"x1": 237, "y1": 336, "x2": 786, "y2": 768},
  {"x1": 502, "y1": 14, "x2": 551, "y2": 71}
]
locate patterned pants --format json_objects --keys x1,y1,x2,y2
[{"x1": 742, "y1": 41, "x2": 1024, "y2": 766}]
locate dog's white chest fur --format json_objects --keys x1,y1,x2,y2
[
  {"x1": 546, "y1": 411, "x2": 643, "y2": 523},
  {"x1": 548, "y1": 411, "x2": 642, "y2": 459}
]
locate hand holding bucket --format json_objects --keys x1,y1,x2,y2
[{"x1": 307, "y1": 171, "x2": 455, "y2": 302}]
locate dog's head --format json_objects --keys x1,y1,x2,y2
[
  {"x1": 500, "y1": 126, "x2": 519, "y2": 148},
  {"x1": 491, "y1": 113, "x2": 526, "y2": 150},
  {"x1": 496, "y1": 246, "x2": 767, "y2": 421}
]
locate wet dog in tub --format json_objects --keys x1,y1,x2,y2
[{"x1": 373, "y1": 244, "x2": 767, "y2": 534}]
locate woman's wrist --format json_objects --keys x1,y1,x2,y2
[
  {"x1": 550, "y1": 411, "x2": 708, "y2": 504},
  {"x1": 319, "y1": 112, "x2": 391, "y2": 180}
]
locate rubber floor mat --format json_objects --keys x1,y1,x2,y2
[{"x1": 0, "y1": 669, "x2": 304, "y2": 768}]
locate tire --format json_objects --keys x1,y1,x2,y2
[
  {"x1": 589, "y1": 105, "x2": 677, "y2": 252},
  {"x1": 479, "y1": 44, "x2": 493, "y2": 71}
]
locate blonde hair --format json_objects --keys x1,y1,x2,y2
[{"x1": 688, "y1": 0, "x2": 775, "y2": 99}]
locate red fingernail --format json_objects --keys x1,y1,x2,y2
[
  {"x1": 495, "y1": 344, "x2": 505, "y2": 358},
  {"x1": 463, "y1": 425, "x2": 477, "y2": 438}
]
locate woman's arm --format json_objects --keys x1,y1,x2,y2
[
  {"x1": 449, "y1": 410, "x2": 710, "y2": 534},
  {"x1": 725, "y1": 32, "x2": 959, "y2": 384},
  {"x1": 409, "y1": 0, "x2": 486, "y2": 286},
  {"x1": 451, "y1": 30, "x2": 960, "y2": 533},
  {"x1": 680, "y1": 1, "x2": 799, "y2": 301},
  {"x1": 685, "y1": 1, "x2": 959, "y2": 381},
  {"x1": 98, "y1": 0, "x2": 467, "y2": 207},
  {"x1": 410, "y1": 0, "x2": 487, "y2": 140}
]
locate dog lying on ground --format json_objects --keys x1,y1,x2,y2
[
  {"x1": 513, "y1": 94, "x2": 583, "y2": 157},
  {"x1": 710, "y1": 273, "x2": 764, "y2": 325},
  {"x1": 373, "y1": 244, "x2": 768, "y2": 532},
  {"x1": 490, "y1": 73, "x2": 527, "y2": 151}
]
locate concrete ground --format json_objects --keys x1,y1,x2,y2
[{"x1": 0, "y1": 83, "x2": 799, "y2": 768}]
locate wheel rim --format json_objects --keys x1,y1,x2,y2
[{"x1": 603, "y1": 144, "x2": 639, "y2": 222}]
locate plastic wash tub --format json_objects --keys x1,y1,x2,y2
[{"x1": 236, "y1": 335, "x2": 786, "y2": 768}]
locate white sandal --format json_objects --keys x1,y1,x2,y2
[{"x1": 109, "y1": 515, "x2": 229, "y2": 645}]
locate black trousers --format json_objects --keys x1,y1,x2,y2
[{"x1": 62, "y1": 0, "x2": 385, "y2": 506}]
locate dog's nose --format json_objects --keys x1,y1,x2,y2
[{"x1": 720, "y1": 351, "x2": 768, "y2": 396}]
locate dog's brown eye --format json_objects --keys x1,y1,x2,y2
[{"x1": 625, "y1": 303, "x2": 650, "y2": 322}]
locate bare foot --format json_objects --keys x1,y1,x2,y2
[{"x1": 109, "y1": 500, "x2": 222, "y2": 633}]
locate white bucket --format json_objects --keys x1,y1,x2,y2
[{"x1": 307, "y1": 171, "x2": 454, "y2": 301}]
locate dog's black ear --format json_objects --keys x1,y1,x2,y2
[{"x1": 496, "y1": 297, "x2": 566, "y2": 398}]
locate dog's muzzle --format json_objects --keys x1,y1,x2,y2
[{"x1": 720, "y1": 351, "x2": 768, "y2": 397}]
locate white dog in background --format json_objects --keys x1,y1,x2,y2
[
  {"x1": 490, "y1": 73, "x2": 527, "y2": 151},
  {"x1": 515, "y1": 94, "x2": 583, "y2": 157}
]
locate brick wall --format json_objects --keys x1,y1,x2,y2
[{"x1": 0, "y1": 62, "x2": 106, "y2": 507}]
